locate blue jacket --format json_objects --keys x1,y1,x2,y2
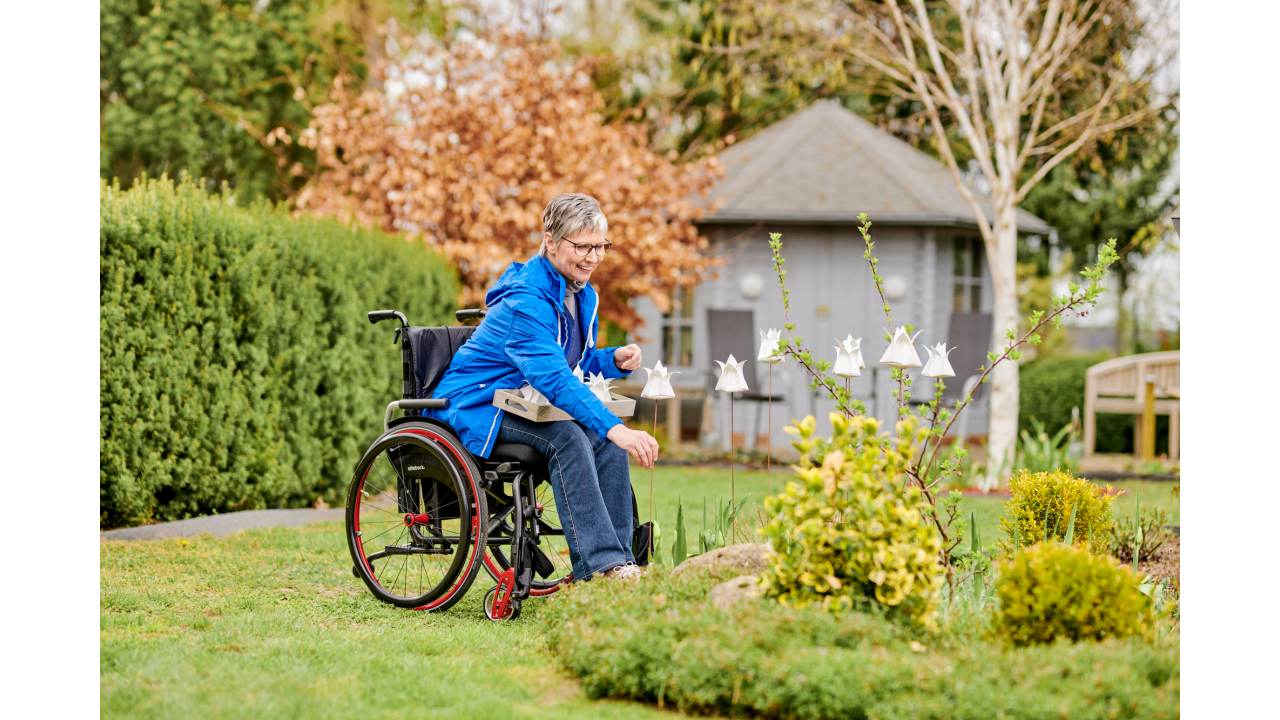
[{"x1": 428, "y1": 254, "x2": 630, "y2": 458}]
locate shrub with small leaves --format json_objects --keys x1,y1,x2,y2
[
  {"x1": 997, "y1": 469, "x2": 1117, "y2": 555},
  {"x1": 101, "y1": 177, "x2": 458, "y2": 528},
  {"x1": 994, "y1": 542, "x2": 1153, "y2": 645},
  {"x1": 759, "y1": 413, "x2": 944, "y2": 625}
]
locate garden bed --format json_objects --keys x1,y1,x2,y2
[{"x1": 541, "y1": 564, "x2": 1179, "y2": 719}]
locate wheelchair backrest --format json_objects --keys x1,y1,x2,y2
[{"x1": 402, "y1": 326, "x2": 478, "y2": 400}]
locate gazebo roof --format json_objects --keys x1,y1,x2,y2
[{"x1": 700, "y1": 100, "x2": 1052, "y2": 235}]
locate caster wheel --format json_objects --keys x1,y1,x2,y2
[
  {"x1": 352, "y1": 564, "x2": 361, "y2": 579},
  {"x1": 483, "y1": 585, "x2": 521, "y2": 621}
]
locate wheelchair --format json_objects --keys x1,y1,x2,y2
[{"x1": 345, "y1": 308, "x2": 647, "y2": 621}]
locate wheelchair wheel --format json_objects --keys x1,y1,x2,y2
[
  {"x1": 346, "y1": 423, "x2": 487, "y2": 610},
  {"x1": 484, "y1": 481, "x2": 639, "y2": 593},
  {"x1": 482, "y1": 585, "x2": 521, "y2": 621}
]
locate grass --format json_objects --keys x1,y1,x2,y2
[
  {"x1": 101, "y1": 522, "x2": 663, "y2": 719},
  {"x1": 102, "y1": 465, "x2": 1179, "y2": 717}
]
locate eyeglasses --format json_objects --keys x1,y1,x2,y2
[{"x1": 559, "y1": 237, "x2": 613, "y2": 257}]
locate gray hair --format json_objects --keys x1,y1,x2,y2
[{"x1": 539, "y1": 193, "x2": 608, "y2": 256}]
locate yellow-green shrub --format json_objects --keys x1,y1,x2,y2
[
  {"x1": 997, "y1": 469, "x2": 1117, "y2": 555},
  {"x1": 994, "y1": 542, "x2": 1153, "y2": 645},
  {"x1": 759, "y1": 413, "x2": 944, "y2": 626}
]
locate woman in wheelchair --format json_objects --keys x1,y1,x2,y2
[{"x1": 426, "y1": 193, "x2": 659, "y2": 583}]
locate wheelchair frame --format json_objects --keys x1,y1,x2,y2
[{"x1": 346, "y1": 308, "x2": 642, "y2": 621}]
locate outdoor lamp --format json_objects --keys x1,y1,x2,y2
[
  {"x1": 922, "y1": 342, "x2": 956, "y2": 378},
  {"x1": 641, "y1": 361, "x2": 679, "y2": 399},
  {"x1": 879, "y1": 327, "x2": 923, "y2": 369},
  {"x1": 757, "y1": 328, "x2": 784, "y2": 364},
  {"x1": 883, "y1": 274, "x2": 908, "y2": 301},
  {"x1": 715, "y1": 354, "x2": 750, "y2": 393},
  {"x1": 833, "y1": 336, "x2": 863, "y2": 378}
]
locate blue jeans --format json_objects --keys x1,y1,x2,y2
[{"x1": 495, "y1": 413, "x2": 634, "y2": 580}]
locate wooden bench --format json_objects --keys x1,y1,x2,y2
[{"x1": 1083, "y1": 351, "x2": 1179, "y2": 460}]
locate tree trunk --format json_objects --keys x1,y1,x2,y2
[
  {"x1": 1113, "y1": 266, "x2": 1130, "y2": 355},
  {"x1": 983, "y1": 200, "x2": 1020, "y2": 490}
]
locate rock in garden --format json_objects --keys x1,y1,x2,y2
[
  {"x1": 673, "y1": 543, "x2": 771, "y2": 576},
  {"x1": 709, "y1": 575, "x2": 764, "y2": 610}
]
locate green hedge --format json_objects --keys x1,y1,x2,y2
[
  {"x1": 100, "y1": 178, "x2": 458, "y2": 529},
  {"x1": 542, "y1": 566, "x2": 1179, "y2": 719},
  {"x1": 1019, "y1": 353, "x2": 1143, "y2": 454}
]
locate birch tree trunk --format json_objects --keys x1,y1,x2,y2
[{"x1": 983, "y1": 199, "x2": 1021, "y2": 489}]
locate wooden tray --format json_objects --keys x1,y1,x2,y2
[{"x1": 493, "y1": 389, "x2": 636, "y2": 422}]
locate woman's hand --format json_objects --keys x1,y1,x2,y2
[
  {"x1": 607, "y1": 424, "x2": 660, "y2": 470},
  {"x1": 613, "y1": 344, "x2": 642, "y2": 372}
]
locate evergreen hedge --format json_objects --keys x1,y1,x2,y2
[
  {"x1": 1019, "y1": 354, "x2": 1148, "y2": 454},
  {"x1": 101, "y1": 178, "x2": 458, "y2": 529}
]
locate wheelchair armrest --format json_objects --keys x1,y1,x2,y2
[
  {"x1": 400, "y1": 399, "x2": 449, "y2": 410},
  {"x1": 385, "y1": 398, "x2": 449, "y2": 433}
]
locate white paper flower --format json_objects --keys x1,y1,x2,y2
[
  {"x1": 641, "y1": 360, "x2": 679, "y2": 399},
  {"x1": 573, "y1": 365, "x2": 585, "y2": 383},
  {"x1": 922, "y1": 342, "x2": 956, "y2": 378},
  {"x1": 714, "y1": 354, "x2": 750, "y2": 393},
  {"x1": 879, "y1": 327, "x2": 923, "y2": 369},
  {"x1": 757, "y1": 328, "x2": 784, "y2": 365},
  {"x1": 846, "y1": 334, "x2": 867, "y2": 370},
  {"x1": 518, "y1": 383, "x2": 547, "y2": 405},
  {"x1": 833, "y1": 335, "x2": 864, "y2": 378},
  {"x1": 587, "y1": 372, "x2": 614, "y2": 403}
]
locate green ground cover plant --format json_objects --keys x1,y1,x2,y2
[
  {"x1": 100, "y1": 178, "x2": 458, "y2": 528},
  {"x1": 542, "y1": 563, "x2": 1179, "y2": 719}
]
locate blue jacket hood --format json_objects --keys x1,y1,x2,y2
[{"x1": 486, "y1": 254, "x2": 567, "y2": 315}]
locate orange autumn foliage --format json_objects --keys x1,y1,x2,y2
[{"x1": 296, "y1": 32, "x2": 723, "y2": 330}]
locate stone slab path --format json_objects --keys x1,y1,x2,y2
[{"x1": 100, "y1": 509, "x2": 345, "y2": 541}]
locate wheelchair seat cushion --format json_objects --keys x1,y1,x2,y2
[{"x1": 486, "y1": 443, "x2": 546, "y2": 467}]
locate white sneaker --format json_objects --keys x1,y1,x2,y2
[{"x1": 606, "y1": 563, "x2": 643, "y2": 580}]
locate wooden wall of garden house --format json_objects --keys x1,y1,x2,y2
[{"x1": 625, "y1": 222, "x2": 996, "y2": 454}]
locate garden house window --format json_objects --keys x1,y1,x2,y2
[
  {"x1": 662, "y1": 284, "x2": 695, "y2": 368},
  {"x1": 953, "y1": 237, "x2": 984, "y2": 311}
]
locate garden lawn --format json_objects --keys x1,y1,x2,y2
[
  {"x1": 101, "y1": 521, "x2": 662, "y2": 720},
  {"x1": 102, "y1": 467, "x2": 1180, "y2": 717}
]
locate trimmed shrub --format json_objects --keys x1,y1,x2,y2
[
  {"x1": 997, "y1": 469, "x2": 1117, "y2": 555},
  {"x1": 994, "y1": 543, "x2": 1154, "y2": 646},
  {"x1": 759, "y1": 414, "x2": 944, "y2": 625},
  {"x1": 542, "y1": 564, "x2": 1179, "y2": 719},
  {"x1": 100, "y1": 178, "x2": 458, "y2": 528}
]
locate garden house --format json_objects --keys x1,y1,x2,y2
[{"x1": 624, "y1": 100, "x2": 1052, "y2": 451}]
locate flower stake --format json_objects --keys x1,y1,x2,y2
[
  {"x1": 920, "y1": 342, "x2": 957, "y2": 483},
  {"x1": 641, "y1": 361, "x2": 679, "y2": 560},
  {"x1": 715, "y1": 354, "x2": 749, "y2": 541},
  {"x1": 833, "y1": 335, "x2": 864, "y2": 419},
  {"x1": 758, "y1": 329, "x2": 785, "y2": 494}
]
